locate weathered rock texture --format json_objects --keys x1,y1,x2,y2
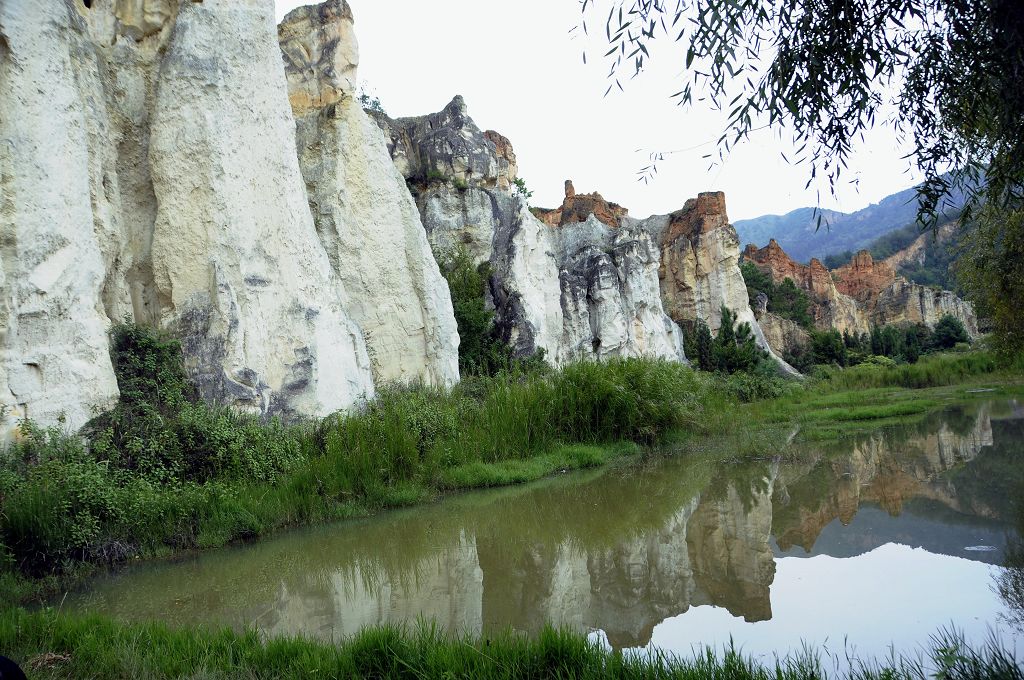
[
  {"x1": 279, "y1": 1, "x2": 459, "y2": 387},
  {"x1": 882, "y1": 222, "x2": 957, "y2": 270},
  {"x1": 642, "y1": 195, "x2": 799, "y2": 374},
  {"x1": 0, "y1": 0, "x2": 121, "y2": 437},
  {"x1": 532, "y1": 181, "x2": 629, "y2": 229},
  {"x1": 743, "y1": 240, "x2": 863, "y2": 337},
  {"x1": 743, "y1": 240, "x2": 979, "y2": 344},
  {"x1": 0, "y1": 0, "x2": 467, "y2": 438},
  {"x1": 372, "y1": 99, "x2": 686, "y2": 367},
  {"x1": 149, "y1": 0, "x2": 376, "y2": 417}
]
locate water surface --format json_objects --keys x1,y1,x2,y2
[{"x1": 63, "y1": 400, "x2": 1024, "y2": 664}]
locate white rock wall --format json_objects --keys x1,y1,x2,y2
[
  {"x1": 281, "y1": 1, "x2": 460, "y2": 387},
  {"x1": 148, "y1": 0, "x2": 375, "y2": 416},
  {"x1": 0, "y1": 0, "x2": 121, "y2": 440}
]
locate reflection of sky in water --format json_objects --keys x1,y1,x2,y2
[
  {"x1": 59, "y1": 400, "x2": 1024, "y2": 665},
  {"x1": 642, "y1": 544, "x2": 1020, "y2": 666}
]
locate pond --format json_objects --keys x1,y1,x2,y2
[{"x1": 60, "y1": 400, "x2": 1024, "y2": 666}]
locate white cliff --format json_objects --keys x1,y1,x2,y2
[
  {"x1": 373, "y1": 99, "x2": 687, "y2": 367},
  {"x1": 279, "y1": 1, "x2": 459, "y2": 387},
  {"x1": 0, "y1": 1, "x2": 121, "y2": 436},
  {"x1": 149, "y1": 0, "x2": 375, "y2": 416}
]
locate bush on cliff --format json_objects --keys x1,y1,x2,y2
[
  {"x1": 436, "y1": 246, "x2": 548, "y2": 377},
  {"x1": 739, "y1": 261, "x2": 814, "y2": 329},
  {"x1": 83, "y1": 323, "x2": 305, "y2": 485}
]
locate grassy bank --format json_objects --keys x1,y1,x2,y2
[
  {"x1": 1, "y1": 609, "x2": 1020, "y2": 680},
  {"x1": 0, "y1": 325, "x2": 719, "y2": 605},
  {"x1": 1, "y1": 324, "x2": 1020, "y2": 607}
]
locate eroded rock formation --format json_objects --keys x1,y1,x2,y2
[
  {"x1": 532, "y1": 181, "x2": 629, "y2": 229},
  {"x1": 644, "y1": 195, "x2": 799, "y2": 374},
  {"x1": 372, "y1": 99, "x2": 687, "y2": 366},
  {"x1": 279, "y1": 1, "x2": 459, "y2": 387},
  {"x1": 371, "y1": 99, "x2": 811, "y2": 373},
  {"x1": 0, "y1": 0, "x2": 469, "y2": 437},
  {"x1": 743, "y1": 239, "x2": 979, "y2": 353}
]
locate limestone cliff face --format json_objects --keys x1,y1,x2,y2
[
  {"x1": 279, "y1": 1, "x2": 459, "y2": 387},
  {"x1": 744, "y1": 240, "x2": 979, "y2": 340},
  {"x1": 756, "y1": 311, "x2": 811, "y2": 358},
  {"x1": 148, "y1": 0, "x2": 375, "y2": 417},
  {"x1": 373, "y1": 100, "x2": 686, "y2": 367},
  {"x1": 0, "y1": 1, "x2": 121, "y2": 436},
  {"x1": 0, "y1": 0, "x2": 472, "y2": 436},
  {"x1": 646, "y1": 195, "x2": 799, "y2": 374}
]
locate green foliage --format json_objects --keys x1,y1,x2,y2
[
  {"x1": 788, "y1": 318, "x2": 972, "y2": 373},
  {"x1": 0, "y1": 344, "x2": 709, "y2": 592},
  {"x1": 512, "y1": 177, "x2": 534, "y2": 201},
  {"x1": 82, "y1": 324, "x2": 304, "y2": 485},
  {"x1": 812, "y1": 351, "x2": 1002, "y2": 390},
  {"x1": 959, "y1": 205, "x2": 1024, "y2": 353},
  {"x1": 720, "y1": 372, "x2": 798, "y2": 403},
  {"x1": 683, "y1": 319, "x2": 715, "y2": 372},
  {"x1": 740, "y1": 262, "x2": 814, "y2": 329},
  {"x1": 931, "y1": 315, "x2": 969, "y2": 350},
  {"x1": 2, "y1": 609, "x2": 1021, "y2": 680},
  {"x1": 356, "y1": 82, "x2": 386, "y2": 116},
  {"x1": 809, "y1": 329, "x2": 848, "y2": 367},
  {"x1": 425, "y1": 168, "x2": 448, "y2": 184},
  {"x1": 436, "y1": 246, "x2": 547, "y2": 377},
  {"x1": 712, "y1": 306, "x2": 769, "y2": 375}
]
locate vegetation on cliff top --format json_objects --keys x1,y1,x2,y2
[{"x1": 739, "y1": 261, "x2": 815, "y2": 329}]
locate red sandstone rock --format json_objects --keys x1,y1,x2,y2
[
  {"x1": 535, "y1": 179, "x2": 629, "y2": 228},
  {"x1": 664, "y1": 192, "x2": 730, "y2": 242},
  {"x1": 832, "y1": 250, "x2": 897, "y2": 302}
]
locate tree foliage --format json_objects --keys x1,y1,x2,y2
[
  {"x1": 580, "y1": 0, "x2": 1022, "y2": 223},
  {"x1": 712, "y1": 306, "x2": 768, "y2": 374},
  {"x1": 739, "y1": 262, "x2": 814, "y2": 329},
  {"x1": 436, "y1": 246, "x2": 547, "y2": 376},
  {"x1": 580, "y1": 0, "x2": 1024, "y2": 348}
]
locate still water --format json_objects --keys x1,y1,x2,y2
[{"x1": 63, "y1": 400, "x2": 1024, "y2": 664}]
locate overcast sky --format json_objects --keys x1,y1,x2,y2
[{"x1": 275, "y1": 1, "x2": 921, "y2": 222}]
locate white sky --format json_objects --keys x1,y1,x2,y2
[{"x1": 275, "y1": 1, "x2": 921, "y2": 221}]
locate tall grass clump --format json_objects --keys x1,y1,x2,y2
[
  {"x1": 812, "y1": 351, "x2": 1002, "y2": 390},
  {"x1": 0, "y1": 324, "x2": 713, "y2": 598},
  {"x1": 1, "y1": 609, "x2": 1020, "y2": 680}
]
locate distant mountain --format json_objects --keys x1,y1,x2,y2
[{"x1": 734, "y1": 184, "x2": 964, "y2": 263}]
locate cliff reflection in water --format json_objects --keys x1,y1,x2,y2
[{"x1": 67, "y1": 401, "x2": 1022, "y2": 649}]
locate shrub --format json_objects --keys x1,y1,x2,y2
[
  {"x1": 436, "y1": 246, "x2": 548, "y2": 377},
  {"x1": 512, "y1": 177, "x2": 534, "y2": 201},
  {"x1": 86, "y1": 325, "x2": 305, "y2": 485},
  {"x1": 712, "y1": 306, "x2": 769, "y2": 374},
  {"x1": 721, "y1": 372, "x2": 798, "y2": 402},
  {"x1": 933, "y1": 314, "x2": 971, "y2": 349},
  {"x1": 739, "y1": 262, "x2": 814, "y2": 329},
  {"x1": 683, "y1": 319, "x2": 715, "y2": 371}
]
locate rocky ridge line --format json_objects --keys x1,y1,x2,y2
[{"x1": 743, "y1": 238, "x2": 978, "y2": 355}]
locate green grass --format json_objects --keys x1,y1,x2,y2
[
  {"x1": 0, "y1": 355, "x2": 716, "y2": 605},
  {"x1": 0, "y1": 609, "x2": 1020, "y2": 680},
  {"x1": 811, "y1": 350, "x2": 1005, "y2": 390},
  {"x1": 1, "y1": 336, "x2": 1020, "y2": 608}
]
